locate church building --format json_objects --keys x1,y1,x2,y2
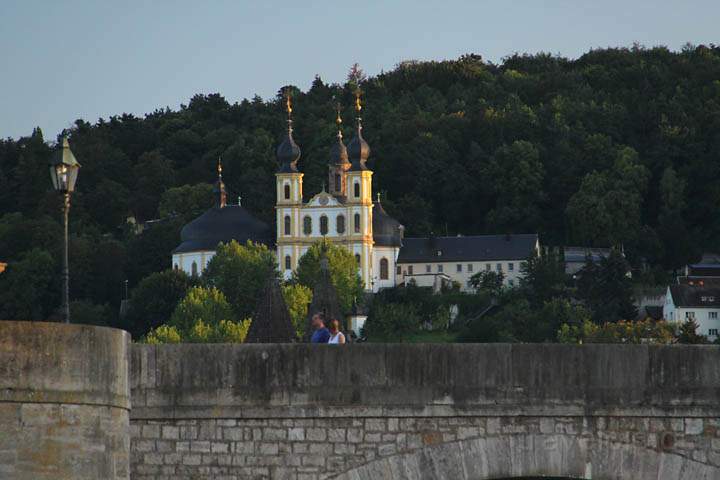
[
  {"x1": 274, "y1": 95, "x2": 404, "y2": 292},
  {"x1": 171, "y1": 95, "x2": 404, "y2": 293}
]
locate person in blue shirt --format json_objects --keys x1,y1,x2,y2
[{"x1": 310, "y1": 312, "x2": 331, "y2": 344}]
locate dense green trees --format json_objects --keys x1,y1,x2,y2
[{"x1": 2, "y1": 45, "x2": 720, "y2": 331}]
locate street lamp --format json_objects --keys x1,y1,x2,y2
[{"x1": 49, "y1": 137, "x2": 81, "y2": 323}]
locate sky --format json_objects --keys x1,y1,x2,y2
[{"x1": 1, "y1": 0, "x2": 718, "y2": 140}]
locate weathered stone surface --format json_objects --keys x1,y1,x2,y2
[
  {"x1": 0, "y1": 321, "x2": 130, "y2": 480},
  {"x1": 129, "y1": 343, "x2": 720, "y2": 480}
]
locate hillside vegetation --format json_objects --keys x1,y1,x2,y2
[{"x1": 1, "y1": 45, "x2": 719, "y2": 326}]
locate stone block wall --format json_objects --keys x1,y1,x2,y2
[
  {"x1": 130, "y1": 343, "x2": 720, "y2": 479},
  {"x1": 0, "y1": 321, "x2": 131, "y2": 480}
]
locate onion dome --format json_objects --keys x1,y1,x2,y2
[
  {"x1": 348, "y1": 93, "x2": 371, "y2": 171},
  {"x1": 330, "y1": 131, "x2": 349, "y2": 165},
  {"x1": 330, "y1": 109, "x2": 349, "y2": 166},
  {"x1": 172, "y1": 205, "x2": 273, "y2": 254},
  {"x1": 276, "y1": 95, "x2": 301, "y2": 173},
  {"x1": 373, "y1": 196, "x2": 404, "y2": 247}
]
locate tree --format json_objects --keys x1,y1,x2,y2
[
  {"x1": 70, "y1": 300, "x2": 114, "y2": 327},
  {"x1": 124, "y1": 269, "x2": 196, "y2": 338},
  {"x1": 364, "y1": 302, "x2": 419, "y2": 342},
  {"x1": 481, "y1": 141, "x2": 545, "y2": 232},
  {"x1": 576, "y1": 250, "x2": 637, "y2": 324},
  {"x1": 469, "y1": 270, "x2": 505, "y2": 295},
  {"x1": 0, "y1": 248, "x2": 58, "y2": 321},
  {"x1": 203, "y1": 240, "x2": 278, "y2": 321},
  {"x1": 677, "y1": 317, "x2": 708, "y2": 344},
  {"x1": 520, "y1": 250, "x2": 567, "y2": 306},
  {"x1": 294, "y1": 240, "x2": 364, "y2": 314},
  {"x1": 282, "y1": 283, "x2": 313, "y2": 338},
  {"x1": 158, "y1": 183, "x2": 214, "y2": 221},
  {"x1": 168, "y1": 286, "x2": 235, "y2": 333}
]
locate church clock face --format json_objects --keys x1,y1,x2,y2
[{"x1": 319, "y1": 195, "x2": 329, "y2": 206}]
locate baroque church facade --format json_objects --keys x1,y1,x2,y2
[
  {"x1": 274, "y1": 96, "x2": 403, "y2": 292},
  {"x1": 172, "y1": 95, "x2": 404, "y2": 293}
]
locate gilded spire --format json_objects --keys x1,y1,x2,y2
[
  {"x1": 285, "y1": 90, "x2": 293, "y2": 133},
  {"x1": 336, "y1": 102, "x2": 343, "y2": 140},
  {"x1": 213, "y1": 157, "x2": 227, "y2": 208},
  {"x1": 354, "y1": 90, "x2": 362, "y2": 128}
]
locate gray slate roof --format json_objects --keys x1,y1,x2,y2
[
  {"x1": 173, "y1": 206, "x2": 272, "y2": 254},
  {"x1": 397, "y1": 234, "x2": 538, "y2": 264},
  {"x1": 669, "y1": 284, "x2": 720, "y2": 308}
]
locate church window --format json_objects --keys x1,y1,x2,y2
[
  {"x1": 397, "y1": 266, "x2": 402, "y2": 275},
  {"x1": 456, "y1": 264, "x2": 462, "y2": 272},
  {"x1": 437, "y1": 264, "x2": 444, "y2": 273},
  {"x1": 710, "y1": 328, "x2": 719, "y2": 336},
  {"x1": 354, "y1": 181, "x2": 360, "y2": 198},
  {"x1": 485, "y1": 263, "x2": 491, "y2": 271},
  {"x1": 336, "y1": 215, "x2": 345, "y2": 234},
  {"x1": 191, "y1": 261, "x2": 198, "y2": 277},
  {"x1": 355, "y1": 254, "x2": 361, "y2": 266},
  {"x1": 508, "y1": 262, "x2": 514, "y2": 271},
  {"x1": 284, "y1": 184, "x2": 290, "y2": 200},
  {"x1": 710, "y1": 312, "x2": 718, "y2": 319},
  {"x1": 320, "y1": 215, "x2": 329, "y2": 235},
  {"x1": 425, "y1": 265, "x2": 431, "y2": 273},
  {"x1": 380, "y1": 258, "x2": 389, "y2": 280},
  {"x1": 408, "y1": 265, "x2": 414, "y2": 275},
  {"x1": 284, "y1": 255, "x2": 291, "y2": 270},
  {"x1": 335, "y1": 174, "x2": 341, "y2": 192},
  {"x1": 468, "y1": 264, "x2": 473, "y2": 272},
  {"x1": 284, "y1": 215, "x2": 291, "y2": 235},
  {"x1": 303, "y1": 216, "x2": 312, "y2": 235},
  {"x1": 496, "y1": 263, "x2": 502, "y2": 272},
  {"x1": 354, "y1": 213, "x2": 361, "y2": 233}
]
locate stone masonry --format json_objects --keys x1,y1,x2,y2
[
  {"x1": 130, "y1": 415, "x2": 720, "y2": 479},
  {"x1": 130, "y1": 343, "x2": 720, "y2": 479}
]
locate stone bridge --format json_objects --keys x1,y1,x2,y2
[
  {"x1": 1, "y1": 322, "x2": 720, "y2": 479},
  {"x1": 130, "y1": 342, "x2": 720, "y2": 479}
]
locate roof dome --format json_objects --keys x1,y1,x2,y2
[
  {"x1": 373, "y1": 201, "x2": 404, "y2": 247},
  {"x1": 347, "y1": 125, "x2": 370, "y2": 171},
  {"x1": 276, "y1": 129, "x2": 301, "y2": 173},
  {"x1": 330, "y1": 131, "x2": 349, "y2": 165},
  {"x1": 173, "y1": 205, "x2": 272, "y2": 254}
]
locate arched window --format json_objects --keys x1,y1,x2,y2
[
  {"x1": 303, "y1": 216, "x2": 312, "y2": 235},
  {"x1": 284, "y1": 184, "x2": 290, "y2": 200},
  {"x1": 354, "y1": 213, "x2": 361, "y2": 233},
  {"x1": 335, "y1": 174, "x2": 341, "y2": 192},
  {"x1": 355, "y1": 254, "x2": 361, "y2": 267},
  {"x1": 320, "y1": 215, "x2": 329, "y2": 235},
  {"x1": 336, "y1": 215, "x2": 345, "y2": 234},
  {"x1": 284, "y1": 255, "x2": 291, "y2": 270},
  {"x1": 284, "y1": 215, "x2": 291, "y2": 235},
  {"x1": 354, "y1": 181, "x2": 360, "y2": 198},
  {"x1": 191, "y1": 261, "x2": 198, "y2": 277},
  {"x1": 380, "y1": 258, "x2": 389, "y2": 280}
]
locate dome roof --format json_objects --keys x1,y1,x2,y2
[
  {"x1": 373, "y1": 202, "x2": 404, "y2": 247},
  {"x1": 347, "y1": 125, "x2": 370, "y2": 171},
  {"x1": 330, "y1": 132, "x2": 349, "y2": 165},
  {"x1": 276, "y1": 127, "x2": 301, "y2": 173},
  {"x1": 173, "y1": 205, "x2": 272, "y2": 254}
]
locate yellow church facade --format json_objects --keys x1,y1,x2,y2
[{"x1": 274, "y1": 98, "x2": 403, "y2": 292}]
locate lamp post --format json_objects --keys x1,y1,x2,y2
[{"x1": 49, "y1": 137, "x2": 81, "y2": 323}]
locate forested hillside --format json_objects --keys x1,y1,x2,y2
[{"x1": 1, "y1": 45, "x2": 719, "y2": 325}]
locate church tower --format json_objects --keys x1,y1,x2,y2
[
  {"x1": 345, "y1": 92, "x2": 375, "y2": 288},
  {"x1": 328, "y1": 105, "x2": 350, "y2": 197},
  {"x1": 275, "y1": 94, "x2": 303, "y2": 275}
]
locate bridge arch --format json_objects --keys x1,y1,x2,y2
[{"x1": 332, "y1": 433, "x2": 719, "y2": 480}]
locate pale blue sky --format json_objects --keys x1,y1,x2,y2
[{"x1": 1, "y1": 0, "x2": 717, "y2": 140}]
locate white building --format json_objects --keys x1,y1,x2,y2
[
  {"x1": 396, "y1": 234, "x2": 540, "y2": 292},
  {"x1": 664, "y1": 284, "x2": 720, "y2": 341},
  {"x1": 171, "y1": 162, "x2": 273, "y2": 276}
]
